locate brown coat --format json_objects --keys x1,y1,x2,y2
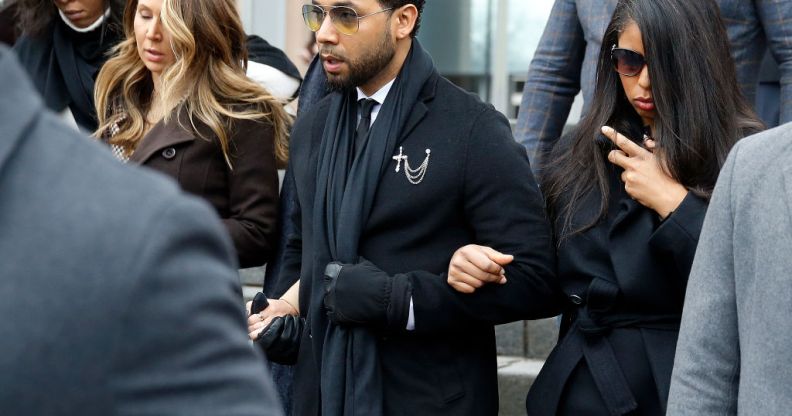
[{"x1": 129, "y1": 116, "x2": 279, "y2": 268}]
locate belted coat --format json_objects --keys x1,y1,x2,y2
[{"x1": 527, "y1": 163, "x2": 708, "y2": 416}]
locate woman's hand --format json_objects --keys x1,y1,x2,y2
[
  {"x1": 601, "y1": 126, "x2": 688, "y2": 219},
  {"x1": 246, "y1": 299, "x2": 298, "y2": 340},
  {"x1": 447, "y1": 244, "x2": 513, "y2": 294}
]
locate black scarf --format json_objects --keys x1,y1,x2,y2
[
  {"x1": 312, "y1": 40, "x2": 436, "y2": 416},
  {"x1": 15, "y1": 17, "x2": 120, "y2": 132}
]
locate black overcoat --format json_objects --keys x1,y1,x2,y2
[
  {"x1": 283, "y1": 72, "x2": 562, "y2": 416},
  {"x1": 526, "y1": 165, "x2": 708, "y2": 415}
]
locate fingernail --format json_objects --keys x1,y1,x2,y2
[
  {"x1": 601, "y1": 126, "x2": 611, "y2": 134},
  {"x1": 500, "y1": 277, "x2": 507, "y2": 284}
]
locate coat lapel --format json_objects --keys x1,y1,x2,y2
[
  {"x1": 128, "y1": 118, "x2": 195, "y2": 165},
  {"x1": 608, "y1": 197, "x2": 655, "y2": 292},
  {"x1": 395, "y1": 73, "x2": 438, "y2": 145}
]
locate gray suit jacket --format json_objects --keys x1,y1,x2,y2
[
  {"x1": 0, "y1": 47, "x2": 282, "y2": 415},
  {"x1": 516, "y1": 0, "x2": 792, "y2": 164},
  {"x1": 667, "y1": 122, "x2": 792, "y2": 415}
]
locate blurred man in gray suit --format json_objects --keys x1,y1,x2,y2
[
  {"x1": 0, "y1": 46, "x2": 282, "y2": 416},
  {"x1": 667, "y1": 122, "x2": 792, "y2": 415}
]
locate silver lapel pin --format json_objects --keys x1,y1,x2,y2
[{"x1": 392, "y1": 146, "x2": 431, "y2": 185}]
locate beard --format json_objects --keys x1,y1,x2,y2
[{"x1": 323, "y1": 28, "x2": 396, "y2": 92}]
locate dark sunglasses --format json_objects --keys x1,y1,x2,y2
[
  {"x1": 611, "y1": 45, "x2": 647, "y2": 77},
  {"x1": 302, "y1": 4, "x2": 394, "y2": 36}
]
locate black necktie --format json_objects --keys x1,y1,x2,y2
[{"x1": 355, "y1": 98, "x2": 378, "y2": 155}]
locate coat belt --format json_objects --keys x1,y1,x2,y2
[
  {"x1": 527, "y1": 278, "x2": 680, "y2": 416},
  {"x1": 578, "y1": 308, "x2": 679, "y2": 415}
]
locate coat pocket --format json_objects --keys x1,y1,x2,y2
[{"x1": 427, "y1": 342, "x2": 466, "y2": 404}]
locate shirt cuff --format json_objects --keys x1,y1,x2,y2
[{"x1": 406, "y1": 297, "x2": 415, "y2": 331}]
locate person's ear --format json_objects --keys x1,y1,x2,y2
[{"x1": 392, "y1": 5, "x2": 418, "y2": 40}]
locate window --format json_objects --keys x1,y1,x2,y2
[{"x1": 418, "y1": 0, "x2": 555, "y2": 119}]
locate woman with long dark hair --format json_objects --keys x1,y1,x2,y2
[
  {"x1": 93, "y1": 0, "x2": 290, "y2": 268},
  {"x1": 13, "y1": 0, "x2": 125, "y2": 132},
  {"x1": 446, "y1": 0, "x2": 762, "y2": 414}
]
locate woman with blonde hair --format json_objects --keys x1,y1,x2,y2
[{"x1": 94, "y1": 0, "x2": 290, "y2": 268}]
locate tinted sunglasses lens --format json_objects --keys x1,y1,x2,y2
[
  {"x1": 302, "y1": 5, "x2": 323, "y2": 32},
  {"x1": 329, "y1": 7, "x2": 359, "y2": 34},
  {"x1": 612, "y1": 49, "x2": 645, "y2": 76}
]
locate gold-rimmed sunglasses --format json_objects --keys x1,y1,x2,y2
[{"x1": 301, "y1": 4, "x2": 394, "y2": 35}]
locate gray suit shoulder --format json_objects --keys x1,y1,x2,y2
[
  {"x1": 729, "y1": 122, "x2": 792, "y2": 184},
  {"x1": 18, "y1": 112, "x2": 281, "y2": 415}
]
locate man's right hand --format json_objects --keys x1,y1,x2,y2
[
  {"x1": 447, "y1": 244, "x2": 513, "y2": 294},
  {"x1": 246, "y1": 299, "x2": 298, "y2": 340}
]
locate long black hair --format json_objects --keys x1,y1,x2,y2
[
  {"x1": 540, "y1": 0, "x2": 763, "y2": 241},
  {"x1": 15, "y1": 0, "x2": 126, "y2": 37}
]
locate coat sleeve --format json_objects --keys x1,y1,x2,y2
[
  {"x1": 757, "y1": 0, "x2": 792, "y2": 123},
  {"x1": 720, "y1": 1, "x2": 765, "y2": 105},
  {"x1": 648, "y1": 192, "x2": 708, "y2": 280},
  {"x1": 113, "y1": 195, "x2": 283, "y2": 416},
  {"x1": 270, "y1": 165, "x2": 303, "y2": 298},
  {"x1": 221, "y1": 118, "x2": 280, "y2": 268},
  {"x1": 666, "y1": 144, "x2": 741, "y2": 416},
  {"x1": 408, "y1": 107, "x2": 563, "y2": 335},
  {"x1": 514, "y1": 0, "x2": 585, "y2": 165}
]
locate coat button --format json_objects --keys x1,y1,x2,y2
[
  {"x1": 569, "y1": 294, "x2": 583, "y2": 305},
  {"x1": 162, "y1": 147, "x2": 176, "y2": 159}
]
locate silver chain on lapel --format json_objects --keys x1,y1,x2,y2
[{"x1": 393, "y1": 146, "x2": 431, "y2": 185}]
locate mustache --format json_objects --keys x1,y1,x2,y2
[{"x1": 319, "y1": 47, "x2": 346, "y2": 61}]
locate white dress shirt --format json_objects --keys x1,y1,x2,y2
[{"x1": 356, "y1": 78, "x2": 395, "y2": 126}]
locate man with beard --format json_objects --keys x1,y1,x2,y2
[{"x1": 248, "y1": 1, "x2": 561, "y2": 415}]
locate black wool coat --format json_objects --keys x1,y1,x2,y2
[
  {"x1": 526, "y1": 166, "x2": 708, "y2": 416},
  {"x1": 283, "y1": 72, "x2": 563, "y2": 416}
]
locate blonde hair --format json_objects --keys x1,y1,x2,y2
[{"x1": 94, "y1": 0, "x2": 290, "y2": 166}]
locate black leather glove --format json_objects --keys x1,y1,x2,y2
[
  {"x1": 250, "y1": 292, "x2": 303, "y2": 365},
  {"x1": 323, "y1": 259, "x2": 412, "y2": 330},
  {"x1": 255, "y1": 315, "x2": 303, "y2": 365}
]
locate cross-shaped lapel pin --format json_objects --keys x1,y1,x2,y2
[{"x1": 392, "y1": 146, "x2": 408, "y2": 172}]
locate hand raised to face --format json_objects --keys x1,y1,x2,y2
[{"x1": 601, "y1": 126, "x2": 687, "y2": 219}]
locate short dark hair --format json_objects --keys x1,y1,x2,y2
[{"x1": 378, "y1": 0, "x2": 425, "y2": 37}]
